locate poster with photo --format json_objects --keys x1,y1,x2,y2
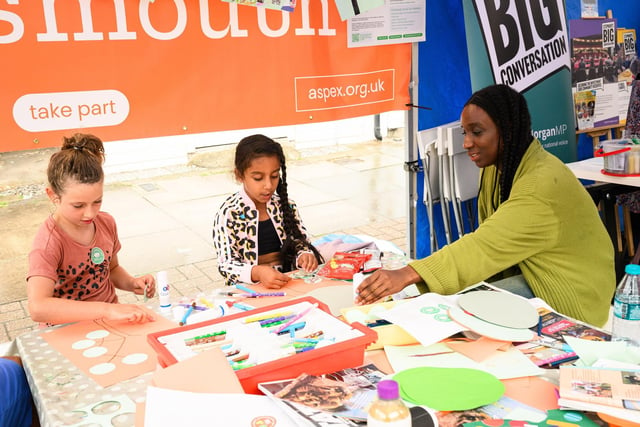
[
  {"x1": 570, "y1": 18, "x2": 623, "y2": 128},
  {"x1": 574, "y1": 90, "x2": 596, "y2": 130}
]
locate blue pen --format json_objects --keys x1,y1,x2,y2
[
  {"x1": 180, "y1": 303, "x2": 195, "y2": 326},
  {"x1": 233, "y1": 302, "x2": 255, "y2": 311},
  {"x1": 234, "y1": 283, "x2": 257, "y2": 294}
]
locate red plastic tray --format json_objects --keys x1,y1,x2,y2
[{"x1": 147, "y1": 296, "x2": 377, "y2": 394}]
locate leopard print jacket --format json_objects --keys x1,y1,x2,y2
[{"x1": 212, "y1": 187, "x2": 313, "y2": 285}]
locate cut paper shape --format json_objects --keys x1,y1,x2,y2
[
  {"x1": 394, "y1": 366, "x2": 505, "y2": 411},
  {"x1": 122, "y1": 353, "x2": 148, "y2": 365},
  {"x1": 448, "y1": 306, "x2": 534, "y2": 342},
  {"x1": 151, "y1": 347, "x2": 244, "y2": 394},
  {"x1": 71, "y1": 339, "x2": 95, "y2": 350},
  {"x1": 457, "y1": 290, "x2": 539, "y2": 329},
  {"x1": 89, "y1": 362, "x2": 116, "y2": 375},
  {"x1": 83, "y1": 346, "x2": 108, "y2": 358},
  {"x1": 86, "y1": 329, "x2": 110, "y2": 339},
  {"x1": 43, "y1": 315, "x2": 178, "y2": 387},
  {"x1": 502, "y1": 376, "x2": 559, "y2": 411},
  {"x1": 445, "y1": 336, "x2": 511, "y2": 362},
  {"x1": 379, "y1": 293, "x2": 466, "y2": 346},
  {"x1": 64, "y1": 394, "x2": 136, "y2": 427}
]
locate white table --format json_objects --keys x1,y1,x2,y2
[
  {"x1": 566, "y1": 157, "x2": 640, "y2": 276},
  {"x1": 565, "y1": 157, "x2": 640, "y2": 187}
]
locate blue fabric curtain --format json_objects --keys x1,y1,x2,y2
[{"x1": 415, "y1": 0, "x2": 640, "y2": 258}]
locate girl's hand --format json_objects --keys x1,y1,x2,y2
[
  {"x1": 253, "y1": 266, "x2": 291, "y2": 289},
  {"x1": 132, "y1": 274, "x2": 156, "y2": 298},
  {"x1": 106, "y1": 304, "x2": 156, "y2": 323},
  {"x1": 297, "y1": 252, "x2": 318, "y2": 273}
]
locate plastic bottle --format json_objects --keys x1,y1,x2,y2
[
  {"x1": 367, "y1": 380, "x2": 411, "y2": 427},
  {"x1": 612, "y1": 264, "x2": 640, "y2": 345},
  {"x1": 157, "y1": 271, "x2": 172, "y2": 311}
]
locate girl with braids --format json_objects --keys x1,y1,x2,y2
[
  {"x1": 212, "y1": 134, "x2": 323, "y2": 288},
  {"x1": 357, "y1": 84, "x2": 615, "y2": 327},
  {"x1": 27, "y1": 133, "x2": 156, "y2": 325}
]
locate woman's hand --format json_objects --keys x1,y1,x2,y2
[
  {"x1": 297, "y1": 252, "x2": 318, "y2": 273},
  {"x1": 132, "y1": 274, "x2": 156, "y2": 298},
  {"x1": 253, "y1": 266, "x2": 292, "y2": 289},
  {"x1": 355, "y1": 266, "x2": 420, "y2": 305}
]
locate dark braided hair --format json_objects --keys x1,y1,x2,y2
[
  {"x1": 234, "y1": 134, "x2": 323, "y2": 272},
  {"x1": 47, "y1": 133, "x2": 105, "y2": 196},
  {"x1": 464, "y1": 84, "x2": 533, "y2": 209}
]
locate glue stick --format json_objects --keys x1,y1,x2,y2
[{"x1": 157, "y1": 270, "x2": 171, "y2": 311}]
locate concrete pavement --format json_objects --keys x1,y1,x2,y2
[{"x1": 0, "y1": 134, "x2": 409, "y2": 343}]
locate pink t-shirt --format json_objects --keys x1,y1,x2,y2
[{"x1": 27, "y1": 212, "x2": 120, "y2": 303}]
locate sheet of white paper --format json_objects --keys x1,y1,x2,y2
[
  {"x1": 564, "y1": 336, "x2": 640, "y2": 366},
  {"x1": 144, "y1": 387, "x2": 299, "y2": 426},
  {"x1": 380, "y1": 293, "x2": 465, "y2": 346},
  {"x1": 384, "y1": 344, "x2": 543, "y2": 380}
]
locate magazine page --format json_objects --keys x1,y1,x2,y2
[
  {"x1": 258, "y1": 363, "x2": 386, "y2": 425},
  {"x1": 434, "y1": 395, "x2": 546, "y2": 426},
  {"x1": 515, "y1": 341, "x2": 578, "y2": 368},
  {"x1": 535, "y1": 307, "x2": 611, "y2": 343},
  {"x1": 559, "y1": 365, "x2": 640, "y2": 413}
]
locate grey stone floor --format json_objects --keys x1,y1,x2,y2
[{"x1": 0, "y1": 136, "x2": 408, "y2": 343}]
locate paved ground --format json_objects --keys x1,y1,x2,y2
[{"x1": 0, "y1": 134, "x2": 409, "y2": 344}]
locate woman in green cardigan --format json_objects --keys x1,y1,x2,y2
[{"x1": 356, "y1": 84, "x2": 615, "y2": 327}]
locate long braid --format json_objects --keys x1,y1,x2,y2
[
  {"x1": 235, "y1": 135, "x2": 323, "y2": 272},
  {"x1": 276, "y1": 154, "x2": 323, "y2": 271},
  {"x1": 465, "y1": 84, "x2": 533, "y2": 209}
]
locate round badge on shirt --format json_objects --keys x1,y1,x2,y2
[{"x1": 91, "y1": 247, "x2": 105, "y2": 264}]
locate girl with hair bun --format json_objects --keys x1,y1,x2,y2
[
  {"x1": 213, "y1": 134, "x2": 323, "y2": 288},
  {"x1": 27, "y1": 133, "x2": 156, "y2": 325}
]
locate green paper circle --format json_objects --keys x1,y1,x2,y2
[{"x1": 393, "y1": 367, "x2": 505, "y2": 411}]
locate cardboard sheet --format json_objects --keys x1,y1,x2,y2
[
  {"x1": 42, "y1": 316, "x2": 177, "y2": 387},
  {"x1": 150, "y1": 348, "x2": 244, "y2": 393}
]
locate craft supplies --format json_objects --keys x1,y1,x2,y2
[
  {"x1": 272, "y1": 302, "x2": 318, "y2": 334},
  {"x1": 179, "y1": 303, "x2": 196, "y2": 326},
  {"x1": 240, "y1": 292, "x2": 287, "y2": 298},
  {"x1": 234, "y1": 283, "x2": 257, "y2": 294},
  {"x1": 596, "y1": 139, "x2": 640, "y2": 176},
  {"x1": 157, "y1": 271, "x2": 171, "y2": 310},
  {"x1": 148, "y1": 297, "x2": 377, "y2": 394},
  {"x1": 244, "y1": 311, "x2": 294, "y2": 324},
  {"x1": 316, "y1": 252, "x2": 372, "y2": 280},
  {"x1": 225, "y1": 301, "x2": 255, "y2": 311}
]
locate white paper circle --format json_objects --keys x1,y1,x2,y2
[
  {"x1": 121, "y1": 353, "x2": 148, "y2": 365},
  {"x1": 456, "y1": 290, "x2": 539, "y2": 329},
  {"x1": 89, "y1": 363, "x2": 116, "y2": 375},
  {"x1": 448, "y1": 306, "x2": 534, "y2": 342},
  {"x1": 86, "y1": 329, "x2": 110, "y2": 339},
  {"x1": 71, "y1": 339, "x2": 95, "y2": 350},
  {"x1": 83, "y1": 346, "x2": 108, "y2": 358}
]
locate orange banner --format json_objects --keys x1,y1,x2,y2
[{"x1": 0, "y1": 1, "x2": 411, "y2": 152}]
